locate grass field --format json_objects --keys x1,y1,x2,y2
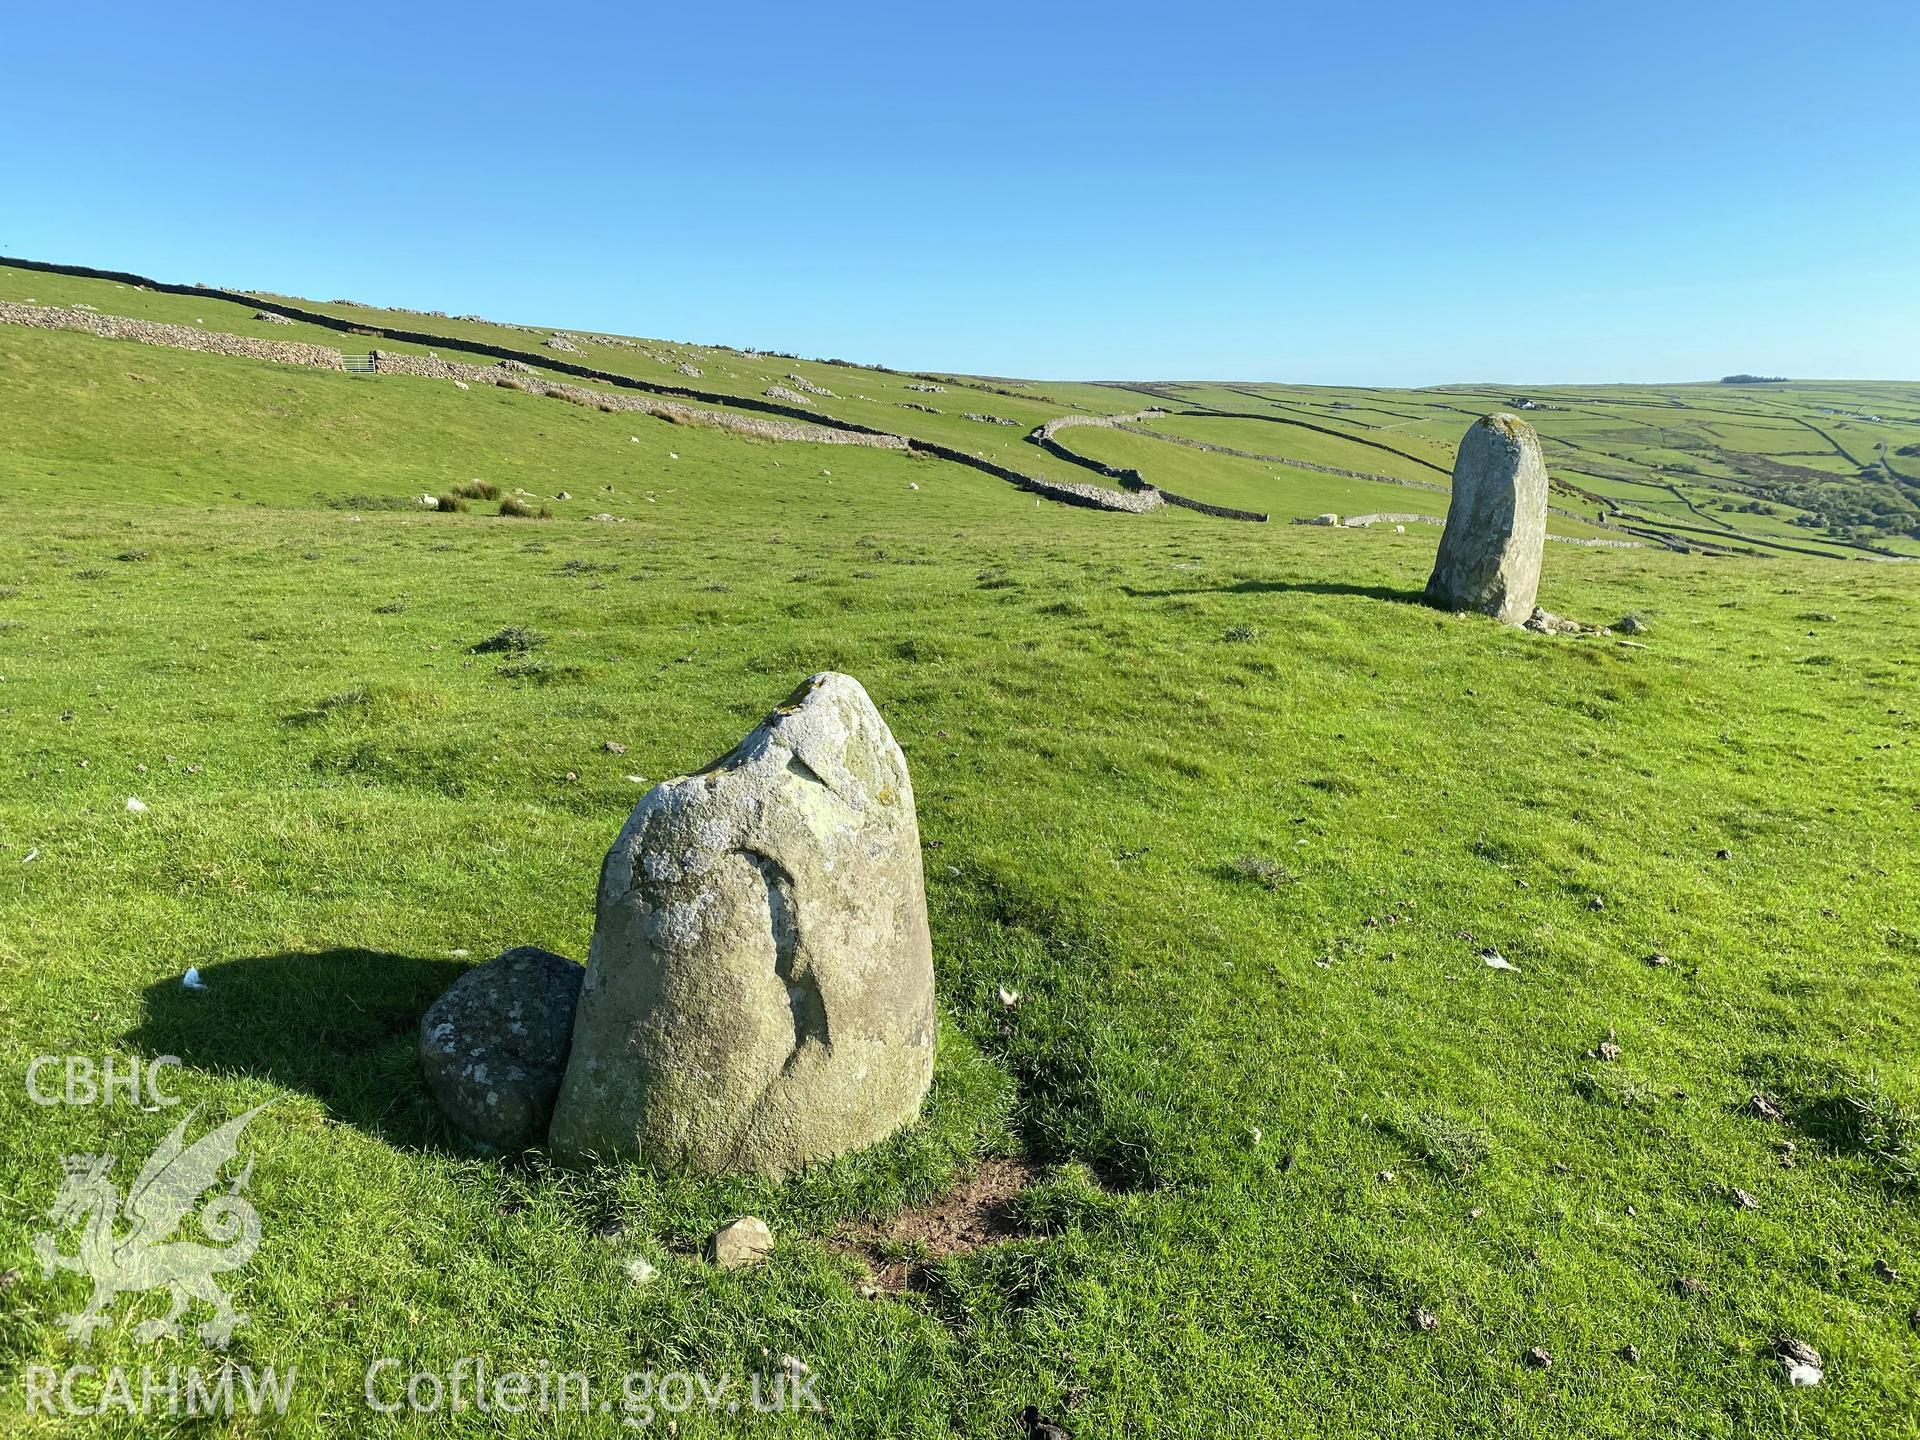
[{"x1": 1, "y1": 264, "x2": 1917, "y2": 1437}]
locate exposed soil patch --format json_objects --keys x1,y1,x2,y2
[{"x1": 834, "y1": 1157, "x2": 1038, "y2": 1293}]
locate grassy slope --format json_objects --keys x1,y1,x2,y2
[{"x1": 0, "y1": 308, "x2": 1917, "y2": 1438}]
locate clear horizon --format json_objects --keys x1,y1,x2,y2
[{"x1": 4, "y1": 1, "x2": 1916, "y2": 386}]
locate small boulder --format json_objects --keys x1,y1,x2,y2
[
  {"x1": 1427, "y1": 414, "x2": 1548, "y2": 624},
  {"x1": 710, "y1": 1216, "x2": 774, "y2": 1269},
  {"x1": 421, "y1": 946, "x2": 583, "y2": 1150}
]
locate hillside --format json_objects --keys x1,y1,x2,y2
[
  {"x1": 5, "y1": 258, "x2": 1915, "y2": 557},
  {"x1": 0, "y1": 260, "x2": 1916, "y2": 1438}
]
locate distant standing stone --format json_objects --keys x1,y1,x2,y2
[
  {"x1": 710, "y1": 1216, "x2": 774, "y2": 1269},
  {"x1": 1426, "y1": 414, "x2": 1548, "y2": 624},
  {"x1": 421, "y1": 946, "x2": 583, "y2": 1150},
  {"x1": 548, "y1": 672, "x2": 937, "y2": 1175}
]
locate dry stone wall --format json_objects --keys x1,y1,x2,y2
[
  {"x1": 368, "y1": 350, "x2": 909, "y2": 449},
  {"x1": 0, "y1": 301, "x2": 344, "y2": 369},
  {"x1": 1122, "y1": 423, "x2": 1450, "y2": 495},
  {"x1": 1031, "y1": 412, "x2": 1269, "y2": 522}
]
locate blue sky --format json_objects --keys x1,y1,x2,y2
[{"x1": 3, "y1": 2, "x2": 1916, "y2": 384}]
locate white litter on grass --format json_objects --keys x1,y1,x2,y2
[
  {"x1": 22, "y1": 848, "x2": 38, "y2": 863},
  {"x1": 1775, "y1": 1338, "x2": 1824, "y2": 1386},
  {"x1": 909, "y1": 482, "x2": 920, "y2": 491},
  {"x1": 125, "y1": 796, "x2": 148, "y2": 813},
  {"x1": 450, "y1": 948, "x2": 470, "y2": 958},
  {"x1": 624, "y1": 1256, "x2": 658, "y2": 1287},
  {"x1": 668, "y1": 452, "x2": 679, "y2": 460},
  {"x1": 181, "y1": 967, "x2": 207, "y2": 991},
  {"x1": 1481, "y1": 949, "x2": 1517, "y2": 972},
  {"x1": 625, "y1": 775, "x2": 650, "y2": 785},
  {"x1": 997, "y1": 986, "x2": 1020, "y2": 1008}
]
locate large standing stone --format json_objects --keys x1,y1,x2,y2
[
  {"x1": 421, "y1": 946, "x2": 583, "y2": 1151},
  {"x1": 1425, "y1": 414, "x2": 1548, "y2": 623},
  {"x1": 548, "y1": 673, "x2": 936, "y2": 1175}
]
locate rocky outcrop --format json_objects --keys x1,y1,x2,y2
[
  {"x1": 1426, "y1": 414, "x2": 1549, "y2": 623},
  {"x1": 548, "y1": 673, "x2": 937, "y2": 1176}
]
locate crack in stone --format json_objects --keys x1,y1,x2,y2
[
  {"x1": 784, "y1": 751, "x2": 833, "y2": 792},
  {"x1": 727, "y1": 849, "x2": 832, "y2": 1166}
]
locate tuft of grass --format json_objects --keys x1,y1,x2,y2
[
  {"x1": 498, "y1": 496, "x2": 551, "y2": 519},
  {"x1": 328, "y1": 493, "x2": 415, "y2": 511},
  {"x1": 470, "y1": 624, "x2": 548, "y2": 655},
  {"x1": 1745, "y1": 1053, "x2": 1918, "y2": 1190},
  {"x1": 1304, "y1": 773, "x2": 1361, "y2": 796},
  {"x1": 113, "y1": 548, "x2": 149, "y2": 562},
  {"x1": 432, "y1": 493, "x2": 469, "y2": 514},
  {"x1": 450, "y1": 479, "x2": 500, "y2": 501},
  {"x1": 1225, "y1": 854, "x2": 1294, "y2": 890},
  {"x1": 492, "y1": 658, "x2": 587, "y2": 684},
  {"x1": 1379, "y1": 1106, "x2": 1493, "y2": 1179}
]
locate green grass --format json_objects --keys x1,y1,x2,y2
[{"x1": 0, "y1": 275, "x2": 1917, "y2": 1437}]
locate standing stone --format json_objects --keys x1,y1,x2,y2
[
  {"x1": 421, "y1": 946, "x2": 583, "y2": 1151},
  {"x1": 1426, "y1": 414, "x2": 1548, "y2": 623},
  {"x1": 548, "y1": 673, "x2": 936, "y2": 1175}
]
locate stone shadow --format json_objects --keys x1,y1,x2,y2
[
  {"x1": 1122, "y1": 578, "x2": 1430, "y2": 605},
  {"x1": 126, "y1": 948, "x2": 470, "y2": 1152}
]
